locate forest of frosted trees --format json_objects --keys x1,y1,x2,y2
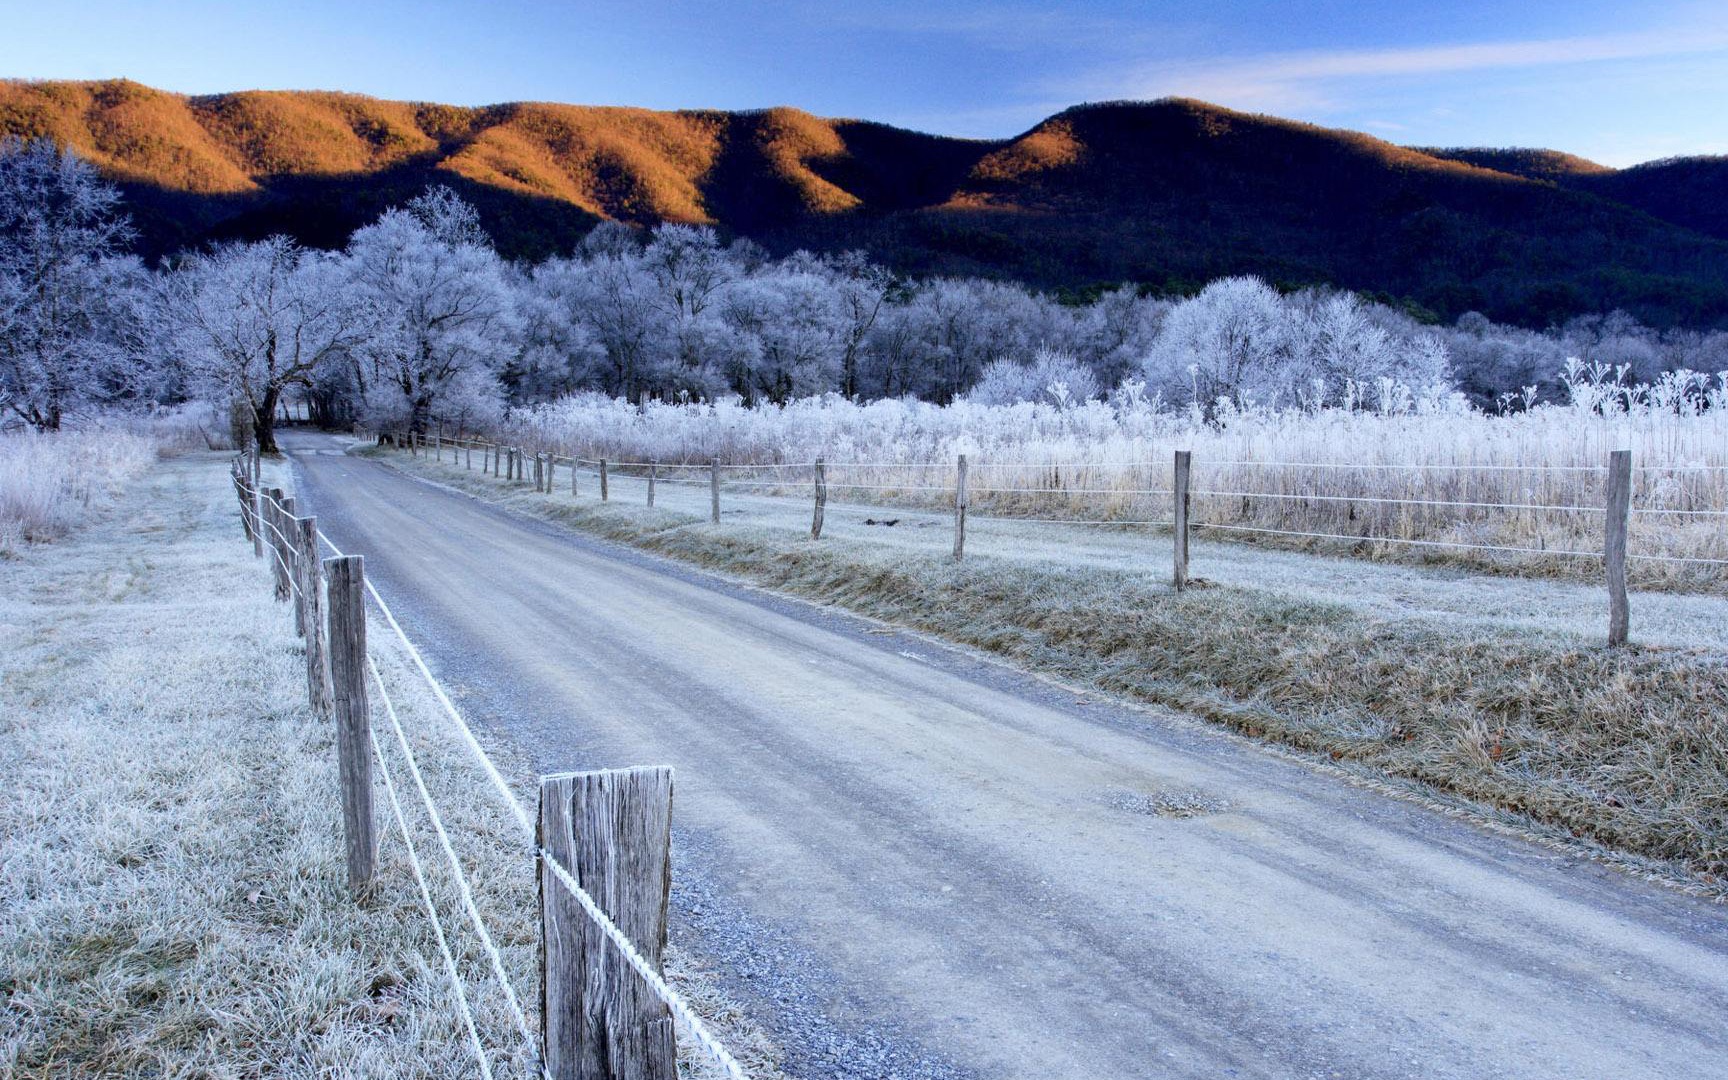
[{"x1": 4, "y1": 138, "x2": 1727, "y2": 452}]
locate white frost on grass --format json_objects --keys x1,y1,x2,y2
[{"x1": 0, "y1": 448, "x2": 781, "y2": 1079}]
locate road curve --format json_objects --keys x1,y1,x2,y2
[{"x1": 281, "y1": 431, "x2": 1728, "y2": 1080}]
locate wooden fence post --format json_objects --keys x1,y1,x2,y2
[
  {"x1": 953, "y1": 454, "x2": 968, "y2": 560},
  {"x1": 1605, "y1": 449, "x2": 1631, "y2": 647},
  {"x1": 264, "y1": 488, "x2": 291, "y2": 602},
  {"x1": 297, "y1": 517, "x2": 333, "y2": 717},
  {"x1": 647, "y1": 463, "x2": 656, "y2": 508},
  {"x1": 812, "y1": 459, "x2": 826, "y2": 540},
  {"x1": 250, "y1": 483, "x2": 264, "y2": 558},
  {"x1": 710, "y1": 459, "x2": 721, "y2": 523},
  {"x1": 1173, "y1": 450, "x2": 1192, "y2": 591},
  {"x1": 600, "y1": 459, "x2": 609, "y2": 502},
  {"x1": 466, "y1": 442, "x2": 472, "y2": 470},
  {"x1": 546, "y1": 455, "x2": 555, "y2": 495},
  {"x1": 326, "y1": 556, "x2": 375, "y2": 894},
  {"x1": 572, "y1": 458, "x2": 580, "y2": 498},
  {"x1": 539, "y1": 767, "x2": 676, "y2": 1080},
  {"x1": 535, "y1": 453, "x2": 545, "y2": 493},
  {"x1": 279, "y1": 495, "x2": 304, "y2": 634}
]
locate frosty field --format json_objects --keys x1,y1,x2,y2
[{"x1": 0, "y1": 447, "x2": 771, "y2": 1079}]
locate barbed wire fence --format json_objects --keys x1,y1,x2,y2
[
  {"x1": 230, "y1": 455, "x2": 749, "y2": 1080},
  {"x1": 392, "y1": 429, "x2": 1725, "y2": 649}
]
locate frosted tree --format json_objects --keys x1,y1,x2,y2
[
  {"x1": 820, "y1": 251, "x2": 893, "y2": 400},
  {"x1": 721, "y1": 266, "x2": 845, "y2": 403},
  {"x1": 347, "y1": 187, "x2": 519, "y2": 433},
  {"x1": 159, "y1": 236, "x2": 375, "y2": 452},
  {"x1": 1141, "y1": 276, "x2": 1294, "y2": 410},
  {"x1": 518, "y1": 258, "x2": 609, "y2": 400},
  {"x1": 0, "y1": 138, "x2": 136, "y2": 429},
  {"x1": 545, "y1": 248, "x2": 661, "y2": 399},
  {"x1": 640, "y1": 224, "x2": 739, "y2": 394},
  {"x1": 968, "y1": 346, "x2": 1100, "y2": 407}
]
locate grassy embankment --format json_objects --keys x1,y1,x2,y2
[
  {"x1": 0, "y1": 447, "x2": 777, "y2": 1077},
  {"x1": 377, "y1": 443, "x2": 1728, "y2": 891}
]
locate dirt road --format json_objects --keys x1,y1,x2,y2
[{"x1": 282, "y1": 431, "x2": 1728, "y2": 1080}]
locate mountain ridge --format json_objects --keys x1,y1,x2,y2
[{"x1": 5, "y1": 78, "x2": 1728, "y2": 327}]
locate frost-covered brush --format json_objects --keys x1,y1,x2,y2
[{"x1": 0, "y1": 429, "x2": 156, "y2": 553}]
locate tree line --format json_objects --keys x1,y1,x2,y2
[{"x1": 4, "y1": 138, "x2": 1726, "y2": 452}]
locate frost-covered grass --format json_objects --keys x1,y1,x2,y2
[
  {"x1": 381, "y1": 444, "x2": 1728, "y2": 886},
  {"x1": 495, "y1": 381, "x2": 1728, "y2": 591},
  {"x1": 0, "y1": 451, "x2": 782, "y2": 1078},
  {"x1": 0, "y1": 430, "x2": 158, "y2": 555}
]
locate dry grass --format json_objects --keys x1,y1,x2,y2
[
  {"x1": 384, "y1": 444, "x2": 1728, "y2": 888},
  {"x1": 0, "y1": 451, "x2": 784, "y2": 1078}
]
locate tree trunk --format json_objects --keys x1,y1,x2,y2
[{"x1": 254, "y1": 387, "x2": 281, "y2": 454}]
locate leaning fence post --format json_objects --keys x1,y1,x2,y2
[
  {"x1": 297, "y1": 517, "x2": 333, "y2": 717},
  {"x1": 710, "y1": 458, "x2": 721, "y2": 523},
  {"x1": 812, "y1": 458, "x2": 827, "y2": 540},
  {"x1": 600, "y1": 458, "x2": 609, "y2": 502},
  {"x1": 953, "y1": 454, "x2": 968, "y2": 560},
  {"x1": 326, "y1": 556, "x2": 374, "y2": 894},
  {"x1": 1605, "y1": 449, "x2": 1631, "y2": 646},
  {"x1": 1173, "y1": 449, "x2": 1192, "y2": 591},
  {"x1": 539, "y1": 767, "x2": 676, "y2": 1080}
]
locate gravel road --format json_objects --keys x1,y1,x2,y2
[{"x1": 283, "y1": 431, "x2": 1728, "y2": 1080}]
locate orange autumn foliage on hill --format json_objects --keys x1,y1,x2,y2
[{"x1": 4, "y1": 78, "x2": 1728, "y2": 328}]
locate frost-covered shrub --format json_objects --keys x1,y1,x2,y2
[{"x1": 0, "y1": 429, "x2": 155, "y2": 552}]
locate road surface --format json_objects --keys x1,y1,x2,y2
[{"x1": 282, "y1": 431, "x2": 1728, "y2": 1080}]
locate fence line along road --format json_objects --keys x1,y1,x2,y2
[
  {"x1": 384, "y1": 431, "x2": 1723, "y2": 648},
  {"x1": 233, "y1": 454, "x2": 749, "y2": 1080}
]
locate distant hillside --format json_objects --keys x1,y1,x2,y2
[{"x1": 5, "y1": 79, "x2": 1728, "y2": 327}]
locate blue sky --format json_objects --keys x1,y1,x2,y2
[{"x1": 4, "y1": 0, "x2": 1726, "y2": 166}]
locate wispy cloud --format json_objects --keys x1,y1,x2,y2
[{"x1": 1066, "y1": 23, "x2": 1728, "y2": 114}]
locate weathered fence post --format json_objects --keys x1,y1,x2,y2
[
  {"x1": 297, "y1": 517, "x2": 333, "y2": 718},
  {"x1": 250, "y1": 483, "x2": 264, "y2": 558},
  {"x1": 647, "y1": 463, "x2": 657, "y2": 508},
  {"x1": 466, "y1": 442, "x2": 472, "y2": 470},
  {"x1": 539, "y1": 767, "x2": 676, "y2": 1080},
  {"x1": 535, "y1": 453, "x2": 545, "y2": 493},
  {"x1": 600, "y1": 458, "x2": 610, "y2": 502},
  {"x1": 710, "y1": 459, "x2": 721, "y2": 523},
  {"x1": 434, "y1": 432, "x2": 441, "y2": 461},
  {"x1": 546, "y1": 455, "x2": 555, "y2": 495},
  {"x1": 1605, "y1": 449, "x2": 1631, "y2": 647},
  {"x1": 572, "y1": 459, "x2": 580, "y2": 498},
  {"x1": 953, "y1": 454, "x2": 968, "y2": 560},
  {"x1": 812, "y1": 458, "x2": 827, "y2": 540},
  {"x1": 1173, "y1": 449, "x2": 1192, "y2": 591},
  {"x1": 280, "y1": 495, "x2": 305, "y2": 634},
  {"x1": 326, "y1": 555, "x2": 375, "y2": 894},
  {"x1": 264, "y1": 488, "x2": 291, "y2": 601}
]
